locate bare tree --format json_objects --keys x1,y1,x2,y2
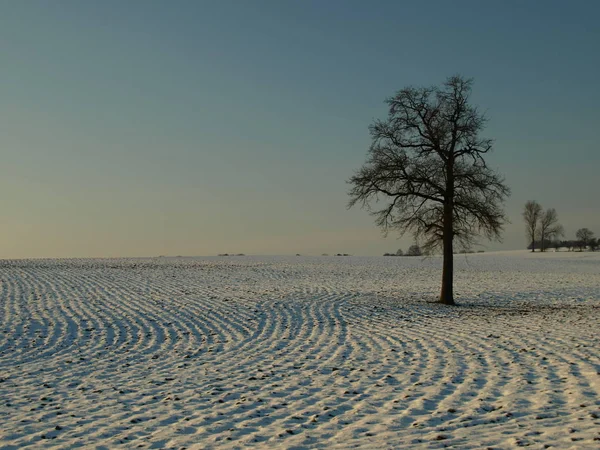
[
  {"x1": 523, "y1": 201, "x2": 543, "y2": 252},
  {"x1": 347, "y1": 75, "x2": 510, "y2": 305},
  {"x1": 538, "y1": 208, "x2": 564, "y2": 251},
  {"x1": 575, "y1": 228, "x2": 594, "y2": 251}
]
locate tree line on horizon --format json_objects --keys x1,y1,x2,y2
[
  {"x1": 383, "y1": 244, "x2": 485, "y2": 257},
  {"x1": 522, "y1": 200, "x2": 597, "y2": 252},
  {"x1": 383, "y1": 244, "x2": 423, "y2": 257}
]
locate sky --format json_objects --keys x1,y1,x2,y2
[{"x1": 1, "y1": 0, "x2": 598, "y2": 258}]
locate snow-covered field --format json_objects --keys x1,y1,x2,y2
[{"x1": 0, "y1": 251, "x2": 598, "y2": 449}]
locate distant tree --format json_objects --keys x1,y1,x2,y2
[
  {"x1": 406, "y1": 244, "x2": 423, "y2": 256},
  {"x1": 589, "y1": 238, "x2": 599, "y2": 252},
  {"x1": 575, "y1": 228, "x2": 594, "y2": 251},
  {"x1": 538, "y1": 208, "x2": 564, "y2": 252},
  {"x1": 347, "y1": 75, "x2": 509, "y2": 305},
  {"x1": 550, "y1": 240, "x2": 562, "y2": 252},
  {"x1": 522, "y1": 201, "x2": 543, "y2": 252},
  {"x1": 395, "y1": 248, "x2": 404, "y2": 256}
]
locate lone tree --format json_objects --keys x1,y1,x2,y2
[
  {"x1": 348, "y1": 75, "x2": 509, "y2": 305},
  {"x1": 575, "y1": 228, "x2": 594, "y2": 250},
  {"x1": 538, "y1": 208, "x2": 564, "y2": 252},
  {"x1": 523, "y1": 200, "x2": 543, "y2": 252}
]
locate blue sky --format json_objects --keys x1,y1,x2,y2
[{"x1": 1, "y1": 0, "x2": 598, "y2": 257}]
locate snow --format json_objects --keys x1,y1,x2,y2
[{"x1": 0, "y1": 251, "x2": 599, "y2": 449}]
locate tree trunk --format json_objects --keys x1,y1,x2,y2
[
  {"x1": 540, "y1": 231, "x2": 545, "y2": 252},
  {"x1": 439, "y1": 203, "x2": 455, "y2": 305}
]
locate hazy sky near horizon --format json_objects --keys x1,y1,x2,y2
[{"x1": 1, "y1": 0, "x2": 599, "y2": 258}]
